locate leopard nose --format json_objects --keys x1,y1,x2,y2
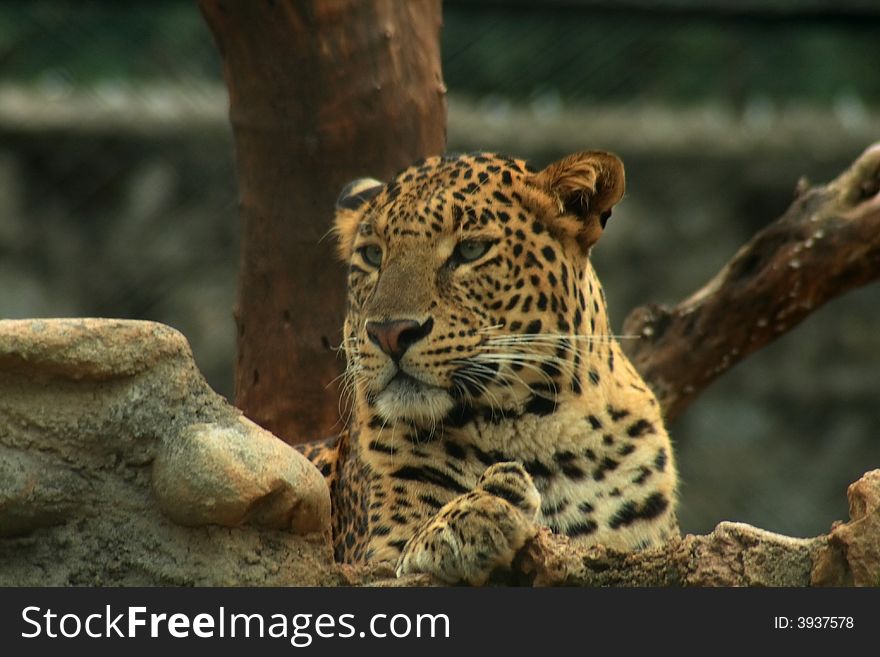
[{"x1": 366, "y1": 318, "x2": 434, "y2": 361}]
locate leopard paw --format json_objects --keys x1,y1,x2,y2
[{"x1": 395, "y1": 462, "x2": 540, "y2": 585}]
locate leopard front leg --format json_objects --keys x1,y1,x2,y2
[{"x1": 395, "y1": 462, "x2": 541, "y2": 585}]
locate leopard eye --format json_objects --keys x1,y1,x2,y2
[
  {"x1": 451, "y1": 240, "x2": 491, "y2": 265},
  {"x1": 358, "y1": 244, "x2": 383, "y2": 268}
]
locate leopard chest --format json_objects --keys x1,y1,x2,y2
[
  {"x1": 356, "y1": 402, "x2": 675, "y2": 556},
  {"x1": 458, "y1": 410, "x2": 674, "y2": 547}
]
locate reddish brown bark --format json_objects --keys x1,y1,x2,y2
[
  {"x1": 622, "y1": 143, "x2": 880, "y2": 423},
  {"x1": 199, "y1": 0, "x2": 446, "y2": 443}
]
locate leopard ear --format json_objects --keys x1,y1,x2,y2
[
  {"x1": 526, "y1": 151, "x2": 625, "y2": 252},
  {"x1": 336, "y1": 177, "x2": 384, "y2": 211},
  {"x1": 333, "y1": 177, "x2": 383, "y2": 261}
]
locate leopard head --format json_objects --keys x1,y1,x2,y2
[{"x1": 333, "y1": 151, "x2": 625, "y2": 428}]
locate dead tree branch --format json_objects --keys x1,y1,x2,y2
[{"x1": 622, "y1": 143, "x2": 880, "y2": 422}]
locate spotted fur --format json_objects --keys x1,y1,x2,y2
[{"x1": 298, "y1": 151, "x2": 679, "y2": 583}]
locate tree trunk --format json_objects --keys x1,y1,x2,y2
[{"x1": 199, "y1": 0, "x2": 447, "y2": 443}]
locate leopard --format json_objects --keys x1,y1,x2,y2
[{"x1": 298, "y1": 150, "x2": 679, "y2": 585}]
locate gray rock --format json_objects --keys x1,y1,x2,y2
[
  {"x1": 153, "y1": 418, "x2": 330, "y2": 534},
  {"x1": 0, "y1": 318, "x2": 333, "y2": 585}
]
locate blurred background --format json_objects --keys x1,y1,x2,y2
[{"x1": 1, "y1": 0, "x2": 878, "y2": 538}]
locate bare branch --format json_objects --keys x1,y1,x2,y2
[{"x1": 622, "y1": 142, "x2": 880, "y2": 422}]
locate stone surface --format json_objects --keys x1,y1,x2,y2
[
  {"x1": 0, "y1": 446, "x2": 91, "y2": 537},
  {"x1": 682, "y1": 522, "x2": 820, "y2": 587},
  {"x1": 0, "y1": 318, "x2": 190, "y2": 381},
  {"x1": 153, "y1": 417, "x2": 330, "y2": 534},
  {"x1": 516, "y1": 523, "x2": 820, "y2": 587},
  {"x1": 811, "y1": 469, "x2": 880, "y2": 587},
  {"x1": 516, "y1": 470, "x2": 880, "y2": 587},
  {"x1": 0, "y1": 318, "x2": 334, "y2": 585}
]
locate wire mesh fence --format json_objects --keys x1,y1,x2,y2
[{"x1": 1, "y1": 0, "x2": 878, "y2": 536}]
